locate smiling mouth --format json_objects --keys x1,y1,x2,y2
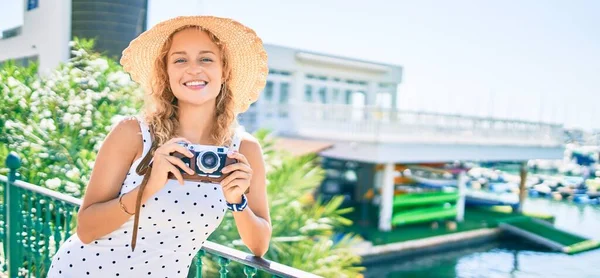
[{"x1": 183, "y1": 80, "x2": 208, "y2": 90}]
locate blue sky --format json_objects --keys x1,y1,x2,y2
[
  {"x1": 3, "y1": 0, "x2": 598, "y2": 130},
  {"x1": 151, "y1": 0, "x2": 595, "y2": 131}
]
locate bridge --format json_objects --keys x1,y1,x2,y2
[
  {"x1": 240, "y1": 102, "x2": 563, "y2": 147},
  {"x1": 239, "y1": 102, "x2": 565, "y2": 232}
]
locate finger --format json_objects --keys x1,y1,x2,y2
[
  {"x1": 224, "y1": 186, "x2": 245, "y2": 199},
  {"x1": 167, "y1": 163, "x2": 185, "y2": 185},
  {"x1": 227, "y1": 151, "x2": 249, "y2": 165},
  {"x1": 158, "y1": 144, "x2": 194, "y2": 158},
  {"x1": 165, "y1": 155, "x2": 194, "y2": 175},
  {"x1": 222, "y1": 162, "x2": 252, "y2": 174},
  {"x1": 220, "y1": 171, "x2": 250, "y2": 186},
  {"x1": 221, "y1": 178, "x2": 250, "y2": 195},
  {"x1": 222, "y1": 178, "x2": 247, "y2": 191}
]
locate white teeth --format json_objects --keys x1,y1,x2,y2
[{"x1": 185, "y1": 81, "x2": 207, "y2": 86}]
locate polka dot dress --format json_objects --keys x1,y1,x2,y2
[{"x1": 47, "y1": 117, "x2": 227, "y2": 277}]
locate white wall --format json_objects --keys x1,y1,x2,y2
[
  {"x1": 0, "y1": 0, "x2": 24, "y2": 34},
  {"x1": 0, "y1": 1, "x2": 71, "y2": 74}
]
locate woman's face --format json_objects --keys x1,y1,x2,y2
[{"x1": 167, "y1": 28, "x2": 223, "y2": 107}]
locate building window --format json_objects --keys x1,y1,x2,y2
[
  {"x1": 306, "y1": 74, "x2": 327, "y2": 80},
  {"x1": 264, "y1": 81, "x2": 274, "y2": 103},
  {"x1": 318, "y1": 87, "x2": 327, "y2": 104},
  {"x1": 0, "y1": 55, "x2": 38, "y2": 68},
  {"x1": 269, "y1": 68, "x2": 291, "y2": 76},
  {"x1": 304, "y1": 85, "x2": 313, "y2": 102},
  {"x1": 27, "y1": 0, "x2": 39, "y2": 10},
  {"x1": 279, "y1": 83, "x2": 290, "y2": 117},
  {"x1": 279, "y1": 83, "x2": 289, "y2": 104},
  {"x1": 332, "y1": 88, "x2": 341, "y2": 104},
  {"x1": 1, "y1": 27, "x2": 21, "y2": 39},
  {"x1": 345, "y1": 90, "x2": 352, "y2": 104}
]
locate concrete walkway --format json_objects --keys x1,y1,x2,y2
[{"x1": 354, "y1": 228, "x2": 502, "y2": 263}]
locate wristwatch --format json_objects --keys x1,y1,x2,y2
[{"x1": 226, "y1": 194, "x2": 248, "y2": 212}]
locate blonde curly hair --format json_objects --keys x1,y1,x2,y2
[{"x1": 141, "y1": 25, "x2": 238, "y2": 148}]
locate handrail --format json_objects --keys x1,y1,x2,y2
[
  {"x1": 203, "y1": 241, "x2": 322, "y2": 278},
  {"x1": 240, "y1": 102, "x2": 564, "y2": 146},
  {"x1": 1, "y1": 152, "x2": 323, "y2": 278},
  {"x1": 0, "y1": 175, "x2": 82, "y2": 206}
]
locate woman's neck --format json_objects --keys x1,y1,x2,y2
[{"x1": 176, "y1": 101, "x2": 217, "y2": 145}]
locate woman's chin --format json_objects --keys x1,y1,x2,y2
[{"x1": 177, "y1": 97, "x2": 215, "y2": 107}]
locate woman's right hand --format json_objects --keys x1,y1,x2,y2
[{"x1": 147, "y1": 137, "x2": 196, "y2": 188}]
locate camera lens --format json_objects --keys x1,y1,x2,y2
[{"x1": 196, "y1": 151, "x2": 220, "y2": 173}]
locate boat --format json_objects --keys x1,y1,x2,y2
[
  {"x1": 392, "y1": 204, "x2": 457, "y2": 226},
  {"x1": 409, "y1": 175, "x2": 457, "y2": 188},
  {"x1": 391, "y1": 191, "x2": 459, "y2": 226},
  {"x1": 465, "y1": 189, "x2": 519, "y2": 207}
]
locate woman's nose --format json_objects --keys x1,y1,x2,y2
[{"x1": 185, "y1": 63, "x2": 203, "y2": 75}]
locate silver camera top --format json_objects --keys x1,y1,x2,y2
[{"x1": 178, "y1": 142, "x2": 228, "y2": 175}]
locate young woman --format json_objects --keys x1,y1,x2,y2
[{"x1": 47, "y1": 16, "x2": 271, "y2": 277}]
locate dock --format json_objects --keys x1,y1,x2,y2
[{"x1": 499, "y1": 217, "x2": 600, "y2": 254}]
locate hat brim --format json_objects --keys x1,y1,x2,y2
[{"x1": 120, "y1": 16, "x2": 268, "y2": 114}]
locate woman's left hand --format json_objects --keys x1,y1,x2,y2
[{"x1": 220, "y1": 151, "x2": 253, "y2": 204}]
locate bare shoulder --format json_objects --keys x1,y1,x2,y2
[
  {"x1": 104, "y1": 117, "x2": 144, "y2": 163},
  {"x1": 238, "y1": 131, "x2": 262, "y2": 157},
  {"x1": 108, "y1": 116, "x2": 142, "y2": 139}
]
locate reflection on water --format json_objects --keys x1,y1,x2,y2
[{"x1": 364, "y1": 199, "x2": 600, "y2": 278}]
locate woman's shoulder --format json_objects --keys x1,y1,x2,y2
[
  {"x1": 237, "y1": 128, "x2": 260, "y2": 147},
  {"x1": 238, "y1": 130, "x2": 262, "y2": 158},
  {"x1": 102, "y1": 116, "x2": 144, "y2": 163},
  {"x1": 109, "y1": 116, "x2": 144, "y2": 140}
]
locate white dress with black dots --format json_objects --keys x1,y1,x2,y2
[{"x1": 47, "y1": 117, "x2": 227, "y2": 277}]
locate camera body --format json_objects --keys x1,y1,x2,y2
[{"x1": 171, "y1": 143, "x2": 237, "y2": 183}]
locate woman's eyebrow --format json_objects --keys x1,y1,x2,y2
[{"x1": 170, "y1": 50, "x2": 216, "y2": 56}]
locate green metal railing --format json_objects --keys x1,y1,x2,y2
[{"x1": 1, "y1": 152, "x2": 321, "y2": 278}]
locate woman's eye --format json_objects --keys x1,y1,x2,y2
[
  {"x1": 174, "y1": 58, "x2": 186, "y2": 63},
  {"x1": 200, "y1": 58, "x2": 213, "y2": 63}
]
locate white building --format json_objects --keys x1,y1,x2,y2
[
  {"x1": 240, "y1": 45, "x2": 402, "y2": 135},
  {"x1": 0, "y1": 0, "x2": 148, "y2": 73}
]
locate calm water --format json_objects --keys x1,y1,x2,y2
[{"x1": 364, "y1": 198, "x2": 600, "y2": 278}]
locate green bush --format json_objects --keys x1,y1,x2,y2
[{"x1": 0, "y1": 38, "x2": 143, "y2": 196}]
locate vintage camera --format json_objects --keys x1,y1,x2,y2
[{"x1": 171, "y1": 143, "x2": 237, "y2": 183}]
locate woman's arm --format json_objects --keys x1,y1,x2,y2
[
  {"x1": 76, "y1": 118, "x2": 158, "y2": 244},
  {"x1": 229, "y1": 136, "x2": 272, "y2": 256}
]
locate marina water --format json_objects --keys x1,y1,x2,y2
[{"x1": 364, "y1": 198, "x2": 600, "y2": 277}]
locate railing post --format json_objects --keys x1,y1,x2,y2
[
  {"x1": 195, "y1": 249, "x2": 205, "y2": 278},
  {"x1": 218, "y1": 256, "x2": 230, "y2": 278},
  {"x1": 5, "y1": 152, "x2": 22, "y2": 278}
]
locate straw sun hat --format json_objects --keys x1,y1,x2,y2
[{"x1": 120, "y1": 16, "x2": 268, "y2": 114}]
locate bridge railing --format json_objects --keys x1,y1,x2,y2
[
  {"x1": 239, "y1": 102, "x2": 564, "y2": 146},
  {"x1": 0, "y1": 153, "x2": 321, "y2": 278}
]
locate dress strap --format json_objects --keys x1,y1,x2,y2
[{"x1": 229, "y1": 125, "x2": 245, "y2": 152}]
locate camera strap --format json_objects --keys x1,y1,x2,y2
[{"x1": 130, "y1": 123, "x2": 246, "y2": 251}]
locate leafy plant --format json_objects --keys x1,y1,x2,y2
[
  {"x1": 0, "y1": 38, "x2": 143, "y2": 197},
  {"x1": 203, "y1": 132, "x2": 364, "y2": 277}
]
